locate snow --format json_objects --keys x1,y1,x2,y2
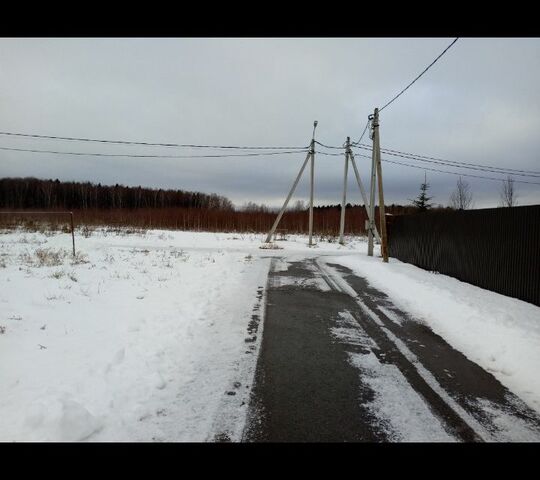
[
  {"x1": 333, "y1": 311, "x2": 455, "y2": 442},
  {"x1": 348, "y1": 350, "x2": 455, "y2": 442},
  {"x1": 326, "y1": 251, "x2": 540, "y2": 416},
  {"x1": 2, "y1": 226, "x2": 539, "y2": 441},
  {"x1": 0, "y1": 228, "x2": 357, "y2": 442}
]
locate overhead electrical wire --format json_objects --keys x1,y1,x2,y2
[
  {"x1": 353, "y1": 144, "x2": 540, "y2": 177},
  {"x1": 356, "y1": 143, "x2": 540, "y2": 175},
  {"x1": 314, "y1": 140, "x2": 343, "y2": 150},
  {"x1": 0, "y1": 145, "x2": 309, "y2": 159},
  {"x1": 353, "y1": 153, "x2": 540, "y2": 185},
  {"x1": 382, "y1": 158, "x2": 540, "y2": 185},
  {"x1": 315, "y1": 141, "x2": 539, "y2": 179},
  {"x1": 0, "y1": 131, "x2": 308, "y2": 151},
  {"x1": 5, "y1": 134, "x2": 535, "y2": 184},
  {"x1": 316, "y1": 151, "x2": 346, "y2": 157},
  {"x1": 378, "y1": 38, "x2": 459, "y2": 112},
  {"x1": 351, "y1": 119, "x2": 371, "y2": 146}
]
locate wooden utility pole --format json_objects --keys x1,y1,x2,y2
[
  {"x1": 373, "y1": 108, "x2": 388, "y2": 262},
  {"x1": 308, "y1": 121, "x2": 317, "y2": 247},
  {"x1": 339, "y1": 137, "x2": 350, "y2": 245},
  {"x1": 367, "y1": 116, "x2": 377, "y2": 256}
]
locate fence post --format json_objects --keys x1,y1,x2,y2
[{"x1": 70, "y1": 212, "x2": 76, "y2": 257}]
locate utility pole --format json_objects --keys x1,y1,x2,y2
[
  {"x1": 264, "y1": 121, "x2": 317, "y2": 245},
  {"x1": 339, "y1": 137, "x2": 350, "y2": 245},
  {"x1": 367, "y1": 115, "x2": 377, "y2": 256},
  {"x1": 308, "y1": 121, "x2": 317, "y2": 247},
  {"x1": 373, "y1": 108, "x2": 388, "y2": 262}
]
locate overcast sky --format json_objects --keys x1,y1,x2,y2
[{"x1": 1, "y1": 37, "x2": 539, "y2": 209}]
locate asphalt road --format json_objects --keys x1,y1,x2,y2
[{"x1": 242, "y1": 256, "x2": 540, "y2": 442}]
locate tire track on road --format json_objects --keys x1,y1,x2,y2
[{"x1": 314, "y1": 258, "x2": 486, "y2": 442}]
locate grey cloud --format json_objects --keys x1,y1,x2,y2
[{"x1": 0, "y1": 37, "x2": 539, "y2": 209}]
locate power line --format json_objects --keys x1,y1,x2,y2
[
  {"x1": 367, "y1": 144, "x2": 540, "y2": 175},
  {"x1": 319, "y1": 141, "x2": 540, "y2": 178},
  {"x1": 314, "y1": 141, "x2": 343, "y2": 150},
  {"x1": 383, "y1": 158, "x2": 540, "y2": 185},
  {"x1": 379, "y1": 38, "x2": 459, "y2": 112},
  {"x1": 0, "y1": 145, "x2": 309, "y2": 158},
  {"x1": 351, "y1": 119, "x2": 371, "y2": 146},
  {"x1": 353, "y1": 144, "x2": 540, "y2": 177},
  {"x1": 354, "y1": 153, "x2": 540, "y2": 185},
  {"x1": 317, "y1": 151, "x2": 345, "y2": 157},
  {"x1": 0, "y1": 131, "x2": 308, "y2": 151}
]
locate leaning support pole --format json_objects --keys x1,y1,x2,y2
[
  {"x1": 264, "y1": 150, "x2": 312, "y2": 244},
  {"x1": 339, "y1": 137, "x2": 350, "y2": 245},
  {"x1": 349, "y1": 151, "x2": 381, "y2": 243},
  {"x1": 373, "y1": 108, "x2": 389, "y2": 262}
]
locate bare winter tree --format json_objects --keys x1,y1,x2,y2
[
  {"x1": 499, "y1": 175, "x2": 518, "y2": 207},
  {"x1": 449, "y1": 177, "x2": 474, "y2": 210}
]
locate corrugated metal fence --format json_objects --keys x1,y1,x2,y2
[{"x1": 387, "y1": 205, "x2": 540, "y2": 307}]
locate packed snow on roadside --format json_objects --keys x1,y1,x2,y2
[
  {"x1": 327, "y1": 252, "x2": 540, "y2": 415},
  {"x1": 0, "y1": 228, "x2": 360, "y2": 442}
]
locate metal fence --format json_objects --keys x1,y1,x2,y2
[{"x1": 387, "y1": 205, "x2": 540, "y2": 307}]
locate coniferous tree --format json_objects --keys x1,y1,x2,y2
[{"x1": 410, "y1": 173, "x2": 433, "y2": 212}]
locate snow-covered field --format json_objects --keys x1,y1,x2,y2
[
  {"x1": 1, "y1": 227, "x2": 539, "y2": 442},
  {"x1": 0, "y1": 228, "x2": 357, "y2": 442}
]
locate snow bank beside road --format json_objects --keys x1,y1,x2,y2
[
  {"x1": 0, "y1": 229, "x2": 276, "y2": 441},
  {"x1": 329, "y1": 253, "x2": 540, "y2": 415}
]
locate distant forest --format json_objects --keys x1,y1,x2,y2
[
  {"x1": 0, "y1": 177, "x2": 419, "y2": 235},
  {"x1": 0, "y1": 177, "x2": 234, "y2": 211}
]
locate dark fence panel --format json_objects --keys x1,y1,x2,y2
[{"x1": 387, "y1": 205, "x2": 540, "y2": 307}]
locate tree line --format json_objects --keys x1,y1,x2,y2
[
  {"x1": 0, "y1": 177, "x2": 422, "y2": 235},
  {"x1": 0, "y1": 204, "x2": 417, "y2": 235},
  {"x1": 0, "y1": 177, "x2": 234, "y2": 211},
  {"x1": 7, "y1": 175, "x2": 512, "y2": 235}
]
